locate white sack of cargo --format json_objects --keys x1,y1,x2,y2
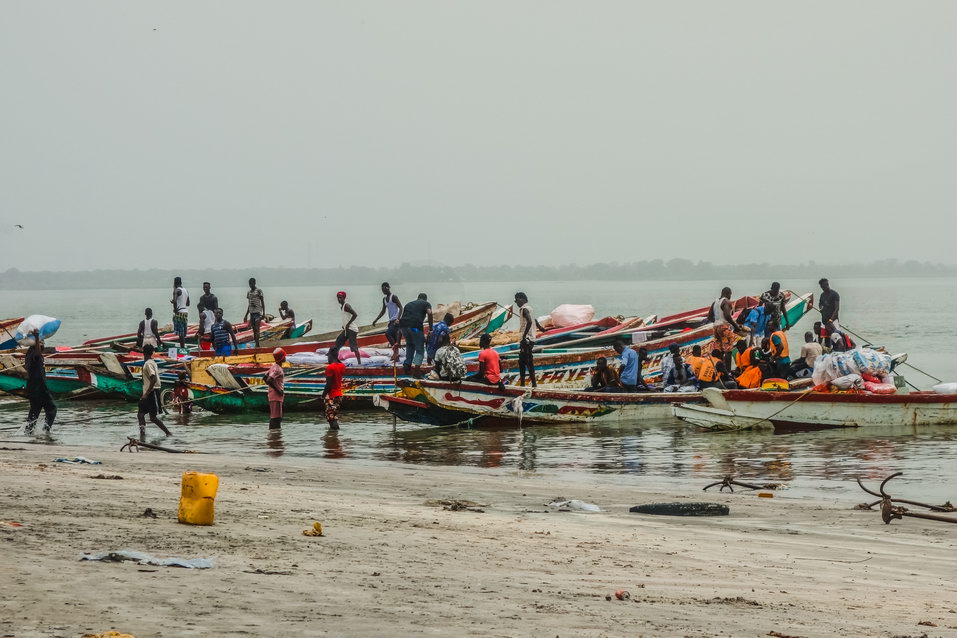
[
  {"x1": 15, "y1": 315, "x2": 61, "y2": 346},
  {"x1": 932, "y1": 382, "x2": 957, "y2": 394},
  {"x1": 548, "y1": 304, "x2": 595, "y2": 328}
]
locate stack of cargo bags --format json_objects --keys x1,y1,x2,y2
[{"x1": 811, "y1": 348, "x2": 897, "y2": 394}]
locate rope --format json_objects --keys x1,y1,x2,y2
[{"x1": 786, "y1": 288, "x2": 943, "y2": 386}]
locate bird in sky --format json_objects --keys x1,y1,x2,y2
[{"x1": 14, "y1": 224, "x2": 24, "y2": 229}]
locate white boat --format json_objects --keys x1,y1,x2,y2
[
  {"x1": 673, "y1": 387, "x2": 957, "y2": 431},
  {"x1": 404, "y1": 380, "x2": 704, "y2": 426}
]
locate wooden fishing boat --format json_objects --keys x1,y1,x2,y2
[
  {"x1": 0, "y1": 362, "x2": 106, "y2": 400},
  {"x1": 286, "y1": 319, "x2": 313, "y2": 339},
  {"x1": 0, "y1": 317, "x2": 25, "y2": 351},
  {"x1": 673, "y1": 385, "x2": 957, "y2": 431},
  {"x1": 376, "y1": 380, "x2": 703, "y2": 426},
  {"x1": 171, "y1": 381, "x2": 325, "y2": 414}
]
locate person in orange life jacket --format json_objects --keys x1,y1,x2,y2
[
  {"x1": 264, "y1": 348, "x2": 286, "y2": 430},
  {"x1": 708, "y1": 347, "x2": 738, "y2": 389},
  {"x1": 733, "y1": 339, "x2": 764, "y2": 389},
  {"x1": 766, "y1": 318, "x2": 791, "y2": 378}
]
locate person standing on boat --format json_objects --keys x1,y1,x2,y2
[
  {"x1": 196, "y1": 302, "x2": 216, "y2": 351},
  {"x1": 767, "y1": 318, "x2": 791, "y2": 378},
  {"x1": 707, "y1": 287, "x2": 741, "y2": 371},
  {"x1": 399, "y1": 293, "x2": 433, "y2": 377},
  {"x1": 210, "y1": 308, "x2": 239, "y2": 356},
  {"x1": 514, "y1": 292, "x2": 545, "y2": 388},
  {"x1": 335, "y1": 291, "x2": 362, "y2": 364},
  {"x1": 426, "y1": 312, "x2": 455, "y2": 365},
  {"x1": 199, "y1": 282, "x2": 219, "y2": 313},
  {"x1": 372, "y1": 282, "x2": 403, "y2": 356},
  {"x1": 137, "y1": 307, "x2": 161, "y2": 350},
  {"x1": 760, "y1": 282, "x2": 789, "y2": 332},
  {"x1": 613, "y1": 340, "x2": 642, "y2": 392},
  {"x1": 137, "y1": 343, "x2": 172, "y2": 438},
  {"x1": 24, "y1": 329, "x2": 56, "y2": 435},
  {"x1": 322, "y1": 346, "x2": 345, "y2": 430},
  {"x1": 466, "y1": 333, "x2": 505, "y2": 389},
  {"x1": 278, "y1": 301, "x2": 296, "y2": 326},
  {"x1": 170, "y1": 276, "x2": 190, "y2": 349},
  {"x1": 264, "y1": 347, "x2": 286, "y2": 430},
  {"x1": 817, "y1": 278, "x2": 841, "y2": 331},
  {"x1": 243, "y1": 278, "x2": 265, "y2": 348}
]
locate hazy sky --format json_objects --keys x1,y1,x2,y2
[{"x1": 2, "y1": 2, "x2": 955, "y2": 271}]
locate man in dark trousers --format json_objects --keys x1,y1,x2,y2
[
  {"x1": 137, "y1": 343, "x2": 172, "y2": 438},
  {"x1": 24, "y1": 329, "x2": 56, "y2": 435},
  {"x1": 244, "y1": 277, "x2": 265, "y2": 348},
  {"x1": 399, "y1": 293, "x2": 433, "y2": 377},
  {"x1": 514, "y1": 292, "x2": 545, "y2": 387},
  {"x1": 818, "y1": 278, "x2": 841, "y2": 331}
]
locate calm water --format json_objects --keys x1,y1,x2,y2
[{"x1": 2, "y1": 278, "x2": 956, "y2": 502}]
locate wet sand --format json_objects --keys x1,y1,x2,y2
[{"x1": 1, "y1": 445, "x2": 955, "y2": 637}]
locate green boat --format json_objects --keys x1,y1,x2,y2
[
  {"x1": 0, "y1": 368, "x2": 103, "y2": 400},
  {"x1": 181, "y1": 381, "x2": 324, "y2": 414}
]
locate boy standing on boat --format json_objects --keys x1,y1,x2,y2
[
  {"x1": 24, "y1": 329, "x2": 56, "y2": 435},
  {"x1": 210, "y1": 308, "x2": 239, "y2": 356},
  {"x1": 335, "y1": 291, "x2": 362, "y2": 364},
  {"x1": 264, "y1": 348, "x2": 286, "y2": 430},
  {"x1": 372, "y1": 282, "x2": 402, "y2": 357},
  {"x1": 244, "y1": 278, "x2": 265, "y2": 348},
  {"x1": 514, "y1": 292, "x2": 545, "y2": 388},
  {"x1": 137, "y1": 344, "x2": 172, "y2": 438},
  {"x1": 322, "y1": 347, "x2": 345, "y2": 430},
  {"x1": 170, "y1": 276, "x2": 190, "y2": 349},
  {"x1": 137, "y1": 307, "x2": 161, "y2": 350}
]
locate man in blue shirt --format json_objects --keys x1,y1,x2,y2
[{"x1": 613, "y1": 340, "x2": 641, "y2": 392}]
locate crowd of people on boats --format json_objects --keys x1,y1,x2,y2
[{"x1": 20, "y1": 275, "x2": 845, "y2": 438}]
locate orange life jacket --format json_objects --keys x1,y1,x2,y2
[
  {"x1": 738, "y1": 366, "x2": 764, "y2": 389},
  {"x1": 770, "y1": 330, "x2": 789, "y2": 359},
  {"x1": 735, "y1": 347, "x2": 754, "y2": 370},
  {"x1": 698, "y1": 356, "x2": 719, "y2": 383}
]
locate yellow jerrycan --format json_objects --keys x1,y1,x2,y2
[{"x1": 178, "y1": 471, "x2": 219, "y2": 525}]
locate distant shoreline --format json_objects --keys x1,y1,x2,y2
[{"x1": 2, "y1": 260, "x2": 955, "y2": 290}]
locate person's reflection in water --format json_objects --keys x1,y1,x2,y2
[
  {"x1": 323, "y1": 430, "x2": 347, "y2": 459},
  {"x1": 266, "y1": 428, "x2": 285, "y2": 458}
]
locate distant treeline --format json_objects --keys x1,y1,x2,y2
[{"x1": 2, "y1": 259, "x2": 955, "y2": 290}]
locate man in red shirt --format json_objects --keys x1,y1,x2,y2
[
  {"x1": 466, "y1": 334, "x2": 505, "y2": 389},
  {"x1": 322, "y1": 347, "x2": 346, "y2": 430},
  {"x1": 264, "y1": 348, "x2": 286, "y2": 430}
]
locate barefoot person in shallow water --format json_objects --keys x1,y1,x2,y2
[
  {"x1": 264, "y1": 348, "x2": 286, "y2": 430},
  {"x1": 322, "y1": 347, "x2": 346, "y2": 430},
  {"x1": 137, "y1": 344, "x2": 171, "y2": 438}
]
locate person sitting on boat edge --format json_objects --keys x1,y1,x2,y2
[
  {"x1": 733, "y1": 339, "x2": 764, "y2": 389},
  {"x1": 767, "y1": 318, "x2": 791, "y2": 378},
  {"x1": 663, "y1": 346, "x2": 697, "y2": 392},
  {"x1": 465, "y1": 333, "x2": 505, "y2": 390},
  {"x1": 789, "y1": 332, "x2": 823, "y2": 379},
  {"x1": 659, "y1": 343, "x2": 683, "y2": 390},
  {"x1": 698, "y1": 347, "x2": 737, "y2": 389},
  {"x1": 430, "y1": 333, "x2": 467, "y2": 382},
  {"x1": 278, "y1": 300, "x2": 295, "y2": 326},
  {"x1": 826, "y1": 323, "x2": 855, "y2": 353},
  {"x1": 210, "y1": 308, "x2": 239, "y2": 357},
  {"x1": 585, "y1": 356, "x2": 620, "y2": 392},
  {"x1": 426, "y1": 312, "x2": 455, "y2": 365},
  {"x1": 322, "y1": 347, "x2": 346, "y2": 430}
]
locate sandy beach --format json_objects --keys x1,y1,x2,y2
[{"x1": 1, "y1": 443, "x2": 955, "y2": 638}]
